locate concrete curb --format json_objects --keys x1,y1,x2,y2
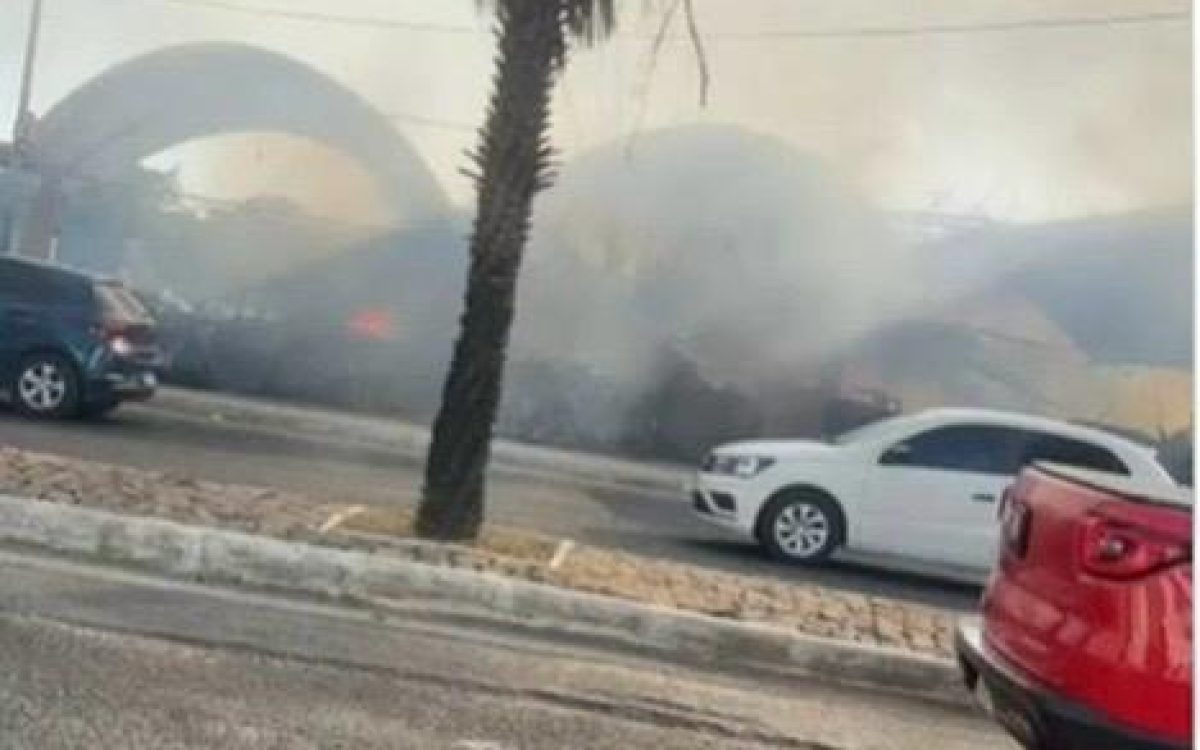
[
  {"x1": 0, "y1": 495, "x2": 967, "y2": 705},
  {"x1": 150, "y1": 387, "x2": 688, "y2": 498}
]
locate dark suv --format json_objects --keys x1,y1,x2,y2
[{"x1": 0, "y1": 256, "x2": 161, "y2": 418}]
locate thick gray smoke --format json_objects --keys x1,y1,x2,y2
[
  {"x1": 138, "y1": 124, "x2": 923, "y2": 458},
  {"x1": 497, "y1": 124, "x2": 1192, "y2": 451},
  {"x1": 515, "y1": 124, "x2": 911, "y2": 390},
  {"x1": 79, "y1": 121, "x2": 1191, "y2": 461}
]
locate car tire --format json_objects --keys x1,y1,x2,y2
[
  {"x1": 13, "y1": 353, "x2": 81, "y2": 420},
  {"x1": 757, "y1": 490, "x2": 843, "y2": 564}
]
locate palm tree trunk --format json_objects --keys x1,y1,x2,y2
[{"x1": 416, "y1": 0, "x2": 564, "y2": 541}]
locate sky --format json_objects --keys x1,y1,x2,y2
[{"x1": 0, "y1": 0, "x2": 1192, "y2": 223}]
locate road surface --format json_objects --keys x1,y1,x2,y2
[
  {"x1": 0, "y1": 548, "x2": 1015, "y2": 749},
  {"x1": 0, "y1": 392, "x2": 981, "y2": 611}
]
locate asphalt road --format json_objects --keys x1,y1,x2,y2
[
  {"x1": 0, "y1": 395, "x2": 981, "y2": 611},
  {"x1": 0, "y1": 549, "x2": 1015, "y2": 749}
]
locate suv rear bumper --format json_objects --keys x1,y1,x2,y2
[
  {"x1": 85, "y1": 345, "x2": 163, "y2": 404},
  {"x1": 955, "y1": 622, "x2": 1187, "y2": 750},
  {"x1": 88, "y1": 371, "x2": 158, "y2": 403}
]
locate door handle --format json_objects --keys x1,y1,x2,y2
[{"x1": 972, "y1": 493, "x2": 997, "y2": 503}]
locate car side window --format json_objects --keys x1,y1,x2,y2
[
  {"x1": 1018, "y1": 432, "x2": 1129, "y2": 476},
  {"x1": 0, "y1": 265, "x2": 89, "y2": 308},
  {"x1": 882, "y1": 425, "x2": 1023, "y2": 476},
  {"x1": 0, "y1": 261, "x2": 36, "y2": 301}
]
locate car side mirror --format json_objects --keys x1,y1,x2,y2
[{"x1": 881, "y1": 443, "x2": 912, "y2": 466}]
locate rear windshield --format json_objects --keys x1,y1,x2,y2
[{"x1": 97, "y1": 282, "x2": 153, "y2": 324}]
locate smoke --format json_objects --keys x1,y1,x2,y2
[
  {"x1": 499, "y1": 123, "x2": 1191, "y2": 450},
  {"x1": 515, "y1": 124, "x2": 912, "y2": 389},
  {"x1": 163, "y1": 133, "x2": 393, "y2": 227},
  {"x1": 560, "y1": 0, "x2": 1191, "y2": 221},
  {"x1": 126, "y1": 121, "x2": 1190, "y2": 461}
]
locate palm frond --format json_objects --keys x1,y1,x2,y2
[
  {"x1": 562, "y1": 0, "x2": 616, "y2": 45},
  {"x1": 475, "y1": 0, "x2": 617, "y2": 45}
]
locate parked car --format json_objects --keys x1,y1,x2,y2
[
  {"x1": 0, "y1": 256, "x2": 161, "y2": 418},
  {"x1": 957, "y1": 462, "x2": 1191, "y2": 749},
  {"x1": 690, "y1": 408, "x2": 1177, "y2": 573}
]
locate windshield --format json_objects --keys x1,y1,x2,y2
[{"x1": 833, "y1": 416, "x2": 902, "y2": 445}]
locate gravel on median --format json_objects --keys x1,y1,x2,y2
[{"x1": 0, "y1": 445, "x2": 955, "y2": 657}]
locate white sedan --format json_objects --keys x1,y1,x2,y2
[{"x1": 691, "y1": 408, "x2": 1176, "y2": 574}]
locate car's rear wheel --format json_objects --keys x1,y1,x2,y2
[
  {"x1": 13, "y1": 353, "x2": 80, "y2": 419},
  {"x1": 757, "y1": 491, "x2": 843, "y2": 563}
]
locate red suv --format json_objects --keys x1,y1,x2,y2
[{"x1": 957, "y1": 462, "x2": 1192, "y2": 750}]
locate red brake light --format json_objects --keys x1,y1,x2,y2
[
  {"x1": 91, "y1": 319, "x2": 128, "y2": 338},
  {"x1": 1080, "y1": 514, "x2": 1189, "y2": 580}
]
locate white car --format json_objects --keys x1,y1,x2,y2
[{"x1": 691, "y1": 408, "x2": 1176, "y2": 574}]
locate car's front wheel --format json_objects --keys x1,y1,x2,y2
[
  {"x1": 757, "y1": 491, "x2": 843, "y2": 563},
  {"x1": 13, "y1": 353, "x2": 81, "y2": 419}
]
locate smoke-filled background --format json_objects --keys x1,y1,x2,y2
[{"x1": 0, "y1": 0, "x2": 1192, "y2": 462}]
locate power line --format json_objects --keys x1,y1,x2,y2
[
  {"x1": 690, "y1": 10, "x2": 1191, "y2": 41},
  {"x1": 143, "y1": 0, "x2": 1189, "y2": 40}
]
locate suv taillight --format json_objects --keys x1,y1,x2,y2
[
  {"x1": 91, "y1": 320, "x2": 126, "y2": 337},
  {"x1": 88, "y1": 320, "x2": 138, "y2": 357},
  {"x1": 1080, "y1": 512, "x2": 1190, "y2": 580}
]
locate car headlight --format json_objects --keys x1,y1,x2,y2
[{"x1": 706, "y1": 454, "x2": 776, "y2": 478}]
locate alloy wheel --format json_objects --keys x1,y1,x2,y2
[
  {"x1": 17, "y1": 361, "x2": 68, "y2": 412},
  {"x1": 773, "y1": 501, "x2": 831, "y2": 558}
]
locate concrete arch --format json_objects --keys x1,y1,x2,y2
[{"x1": 29, "y1": 42, "x2": 449, "y2": 224}]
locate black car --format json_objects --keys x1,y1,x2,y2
[{"x1": 0, "y1": 255, "x2": 162, "y2": 418}]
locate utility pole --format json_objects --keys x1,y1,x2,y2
[
  {"x1": 7, "y1": 0, "x2": 44, "y2": 256},
  {"x1": 13, "y1": 0, "x2": 43, "y2": 148}
]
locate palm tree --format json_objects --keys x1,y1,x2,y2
[{"x1": 415, "y1": 0, "x2": 618, "y2": 540}]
